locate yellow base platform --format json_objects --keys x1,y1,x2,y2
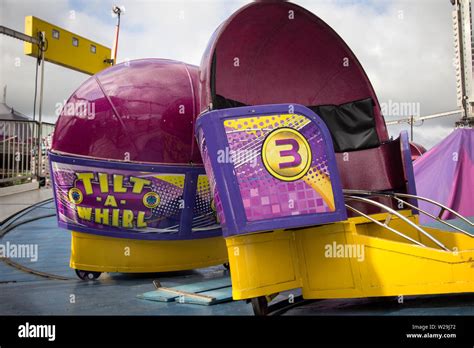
[
  {"x1": 70, "y1": 231, "x2": 228, "y2": 273},
  {"x1": 226, "y1": 211, "x2": 474, "y2": 300}
]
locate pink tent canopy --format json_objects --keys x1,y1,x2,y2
[{"x1": 414, "y1": 129, "x2": 474, "y2": 223}]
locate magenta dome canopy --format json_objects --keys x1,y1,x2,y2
[
  {"x1": 52, "y1": 58, "x2": 202, "y2": 164},
  {"x1": 199, "y1": 1, "x2": 389, "y2": 142}
]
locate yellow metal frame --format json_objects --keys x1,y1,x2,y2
[
  {"x1": 226, "y1": 211, "x2": 474, "y2": 300},
  {"x1": 70, "y1": 231, "x2": 228, "y2": 273},
  {"x1": 24, "y1": 16, "x2": 111, "y2": 75}
]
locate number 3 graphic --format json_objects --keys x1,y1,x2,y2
[
  {"x1": 275, "y1": 138, "x2": 302, "y2": 169},
  {"x1": 262, "y1": 127, "x2": 312, "y2": 182}
]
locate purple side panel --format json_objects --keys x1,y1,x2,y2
[
  {"x1": 198, "y1": 128, "x2": 226, "y2": 226},
  {"x1": 224, "y1": 115, "x2": 333, "y2": 221},
  {"x1": 399, "y1": 131, "x2": 418, "y2": 214},
  {"x1": 196, "y1": 104, "x2": 347, "y2": 237},
  {"x1": 49, "y1": 152, "x2": 221, "y2": 240}
]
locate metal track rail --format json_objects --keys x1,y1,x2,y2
[
  {"x1": 0, "y1": 257, "x2": 73, "y2": 281},
  {"x1": 387, "y1": 195, "x2": 471, "y2": 237},
  {"x1": 344, "y1": 195, "x2": 450, "y2": 251},
  {"x1": 0, "y1": 198, "x2": 71, "y2": 280},
  {"x1": 344, "y1": 189, "x2": 473, "y2": 227},
  {"x1": 344, "y1": 190, "x2": 473, "y2": 237},
  {"x1": 393, "y1": 192, "x2": 473, "y2": 227},
  {"x1": 0, "y1": 198, "x2": 54, "y2": 228},
  {"x1": 345, "y1": 204, "x2": 427, "y2": 248}
]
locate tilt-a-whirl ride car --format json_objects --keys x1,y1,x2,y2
[{"x1": 195, "y1": 1, "x2": 474, "y2": 315}]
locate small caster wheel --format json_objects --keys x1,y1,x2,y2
[
  {"x1": 223, "y1": 262, "x2": 230, "y2": 270},
  {"x1": 251, "y1": 296, "x2": 269, "y2": 316},
  {"x1": 75, "y1": 269, "x2": 101, "y2": 281}
]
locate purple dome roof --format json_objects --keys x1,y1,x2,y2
[
  {"x1": 199, "y1": 1, "x2": 388, "y2": 142},
  {"x1": 52, "y1": 58, "x2": 202, "y2": 165}
]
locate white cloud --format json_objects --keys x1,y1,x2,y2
[
  {"x1": 0, "y1": 0, "x2": 462, "y2": 147},
  {"x1": 296, "y1": 0, "x2": 459, "y2": 146}
]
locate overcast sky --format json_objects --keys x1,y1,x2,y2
[{"x1": 0, "y1": 0, "x2": 462, "y2": 148}]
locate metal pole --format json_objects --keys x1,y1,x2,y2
[
  {"x1": 0, "y1": 25, "x2": 40, "y2": 45},
  {"x1": 458, "y1": 1, "x2": 468, "y2": 119},
  {"x1": 454, "y1": 0, "x2": 474, "y2": 125},
  {"x1": 2, "y1": 122, "x2": 5, "y2": 179},
  {"x1": 111, "y1": 6, "x2": 122, "y2": 65},
  {"x1": 37, "y1": 32, "x2": 45, "y2": 183},
  {"x1": 410, "y1": 115, "x2": 414, "y2": 142}
]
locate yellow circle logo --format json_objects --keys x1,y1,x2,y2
[
  {"x1": 210, "y1": 198, "x2": 216, "y2": 213},
  {"x1": 143, "y1": 192, "x2": 161, "y2": 208},
  {"x1": 68, "y1": 188, "x2": 83, "y2": 205},
  {"x1": 210, "y1": 198, "x2": 219, "y2": 222},
  {"x1": 262, "y1": 127, "x2": 312, "y2": 182}
]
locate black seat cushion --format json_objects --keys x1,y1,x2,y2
[
  {"x1": 308, "y1": 98, "x2": 380, "y2": 152},
  {"x1": 213, "y1": 94, "x2": 247, "y2": 109},
  {"x1": 213, "y1": 95, "x2": 380, "y2": 153}
]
